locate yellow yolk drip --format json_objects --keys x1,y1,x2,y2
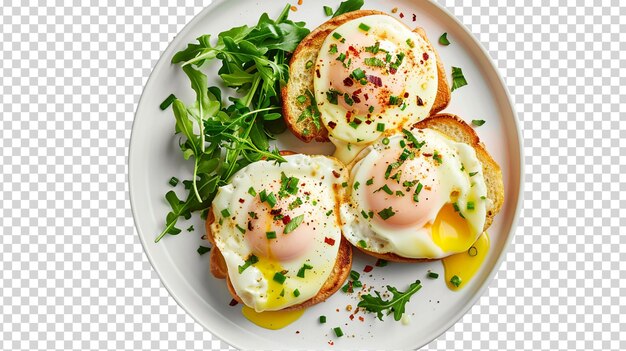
[
  {"x1": 442, "y1": 232, "x2": 490, "y2": 291},
  {"x1": 431, "y1": 203, "x2": 473, "y2": 253},
  {"x1": 241, "y1": 306, "x2": 305, "y2": 330},
  {"x1": 253, "y1": 257, "x2": 285, "y2": 310}
]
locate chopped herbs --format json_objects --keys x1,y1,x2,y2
[
  {"x1": 472, "y1": 119, "x2": 486, "y2": 126},
  {"x1": 469, "y1": 171, "x2": 478, "y2": 177},
  {"x1": 358, "y1": 23, "x2": 371, "y2": 31},
  {"x1": 376, "y1": 184, "x2": 393, "y2": 195},
  {"x1": 296, "y1": 95, "x2": 307, "y2": 104},
  {"x1": 289, "y1": 197, "x2": 303, "y2": 210},
  {"x1": 280, "y1": 289, "x2": 285, "y2": 297},
  {"x1": 323, "y1": 5, "x2": 333, "y2": 16},
  {"x1": 328, "y1": 44, "x2": 338, "y2": 54},
  {"x1": 326, "y1": 89, "x2": 340, "y2": 104},
  {"x1": 413, "y1": 182, "x2": 423, "y2": 202},
  {"x1": 336, "y1": 52, "x2": 346, "y2": 62},
  {"x1": 187, "y1": 225, "x2": 194, "y2": 232},
  {"x1": 427, "y1": 271, "x2": 439, "y2": 279},
  {"x1": 450, "y1": 275, "x2": 462, "y2": 287},
  {"x1": 283, "y1": 214, "x2": 305, "y2": 234},
  {"x1": 361, "y1": 210, "x2": 369, "y2": 219},
  {"x1": 350, "y1": 270, "x2": 361, "y2": 281},
  {"x1": 432, "y1": 151, "x2": 442, "y2": 164},
  {"x1": 467, "y1": 201, "x2": 475, "y2": 210},
  {"x1": 342, "y1": 182, "x2": 348, "y2": 188},
  {"x1": 331, "y1": 0, "x2": 365, "y2": 18},
  {"x1": 375, "y1": 259, "x2": 388, "y2": 267},
  {"x1": 378, "y1": 207, "x2": 396, "y2": 220},
  {"x1": 160, "y1": 94, "x2": 177, "y2": 110},
  {"x1": 389, "y1": 95, "x2": 400, "y2": 105},
  {"x1": 169, "y1": 177, "x2": 179, "y2": 187},
  {"x1": 406, "y1": 38, "x2": 415, "y2": 48},
  {"x1": 197, "y1": 245, "x2": 211, "y2": 255},
  {"x1": 353, "y1": 181, "x2": 360, "y2": 190},
  {"x1": 247, "y1": 187, "x2": 257, "y2": 196},
  {"x1": 325, "y1": 209, "x2": 333, "y2": 216},
  {"x1": 358, "y1": 240, "x2": 368, "y2": 248},
  {"x1": 279, "y1": 172, "x2": 299, "y2": 198},
  {"x1": 333, "y1": 327, "x2": 344, "y2": 337},
  {"x1": 238, "y1": 255, "x2": 259, "y2": 273},
  {"x1": 344, "y1": 93, "x2": 354, "y2": 106},
  {"x1": 368, "y1": 105, "x2": 375, "y2": 113},
  {"x1": 319, "y1": 315, "x2": 327, "y2": 324},
  {"x1": 401, "y1": 128, "x2": 425, "y2": 149},
  {"x1": 439, "y1": 32, "x2": 450, "y2": 46},
  {"x1": 221, "y1": 208, "x2": 231, "y2": 218},
  {"x1": 451, "y1": 66, "x2": 468, "y2": 91},
  {"x1": 293, "y1": 289, "x2": 301, "y2": 297},
  {"x1": 332, "y1": 32, "x2": 343, "y2": 40},
  {"x1": 365, "y1": 42, "x2": 381, "y2": 54},
  {"x1": 364, "y1": 57, "x2": 385, "y2": 67},
  {"x1": 382, "y1": 137, "x2": 390, "y2": 145},
  {"x1": 366, "y1": 177, "x2": 374, "y2": 186},
  {"x1": 305, "y1": 60, "x2": 313, "y2": 69},
  {"x1": 273, "y1": 272, "x2": 287, "y2": 284},
  {"x1": 351, "y1": 68, "x2": 366, "y2": 80},
  {"x1": 235, "y1": 224, "x2": 246, "y2": 234},
  {"x1": 357, "y1": 280, "x2": 422, "y2": 321},
  {"x1": 376, "y1": 123, "x2": 385, "y2": 132},
  {"x1": 266, "y1": 231, "x2": 277, "y2": 239},
  {"x1": 399, "y1": 148, "x2": 412, "y2": 161},
  {"x1": 265, "y1": 192, "x2": 277, "y2": 208},
  {"x1": 297, "y1": 263, "x2": 313, "y2": 278}
]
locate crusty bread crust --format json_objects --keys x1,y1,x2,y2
[
  {"x1": 281, "y1": 10, "x2": 451, "y2": 143},
  {"x1": 346, "y1": 114, "x2": 504, "y2": 263},
  {"x1": 205, "y1": 151, "x2": 353, "y2": 311}
]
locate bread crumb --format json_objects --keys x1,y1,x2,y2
[
  {"x1": 346, "y1": 304, "x2": 353, "y2": 311},
  {"x1": 290, "y1": 5, "x2": 297, "y2": 11},
  {"x1": 391, "y1": 7, "x2": 398, "y2": 13}
]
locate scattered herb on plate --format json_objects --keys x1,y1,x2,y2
[{"x1": 357, "y1": 280, "x2": 422, "y2": 321}]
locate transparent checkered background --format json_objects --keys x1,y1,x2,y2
[{"x1": 1, "y1": 1, "x2": 624, "y2": 350}]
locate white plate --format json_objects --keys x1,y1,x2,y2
[{"x1": 129, "y1": 0, "x2": 523, "y2": 350}]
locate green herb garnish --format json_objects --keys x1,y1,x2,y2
[
  {"x1": 284, "y1": 214, "x2": 305, "y2": 234},
  {"x1": 266, "y1": 231, "x2": 277, "y2": 239},
  {"x1": 427, "y1": 272, "x2": 439, "y2": 279},
  {"x1": 297, "y1": 263, "x2": 313, "y2": 278},
  {"x1": 197, "y1": 245, "x2": 211, "y2": 255},
  {"x1": 378, "y1": 207, "x2": 396, "y2": 220},
  {"x1": 169, "y1": 177, "x2": 180, "y2": 187},
  {"x1": 451, "y1": 66, "x2": 468, "y2": 91},
  {"x1": 160, "y1": 94, "x2": 177, "y2": 110},
  {"x1": 357, "y1": 280, "x2": 422, "y2": 321},
  {"x1": 238, "y1": 255, "x2": 259, "y2": 273},
  {"x1": 273, "y1": 272, "x2": 287, "y2": 284},
  {"x1": 359, "y1": 23, "x2": 371, "y2": 31},
  {"x1": 331, "y1": 0, "x2": 365, "y2": 18},
  {"x1": 450, "y1": 275, "x2": 462, "y2": 287},
  {"x1": 333, "y1": 327, "x2": 344, "y2": 337},
  {"x1": 439, "y1": 32, "x2": 450, "y2": 46},
  {"x1": 472, "y1": 119, "x2": 486, "y2": 126},
  {"x1": 323, "y1": 6, "x2": 333, "y2": 16}
]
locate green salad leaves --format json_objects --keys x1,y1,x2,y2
[
  {"x1": 332, "y1": 0, "x2": 365, "y2": 18},
  {"x1": 155, "y1": 4, "x2": 310, "y2": 242},
  {"x1": 357, "y1": 280, "x2": 422, "y2": 321}
]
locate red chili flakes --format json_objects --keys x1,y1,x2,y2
[
  {"x1": 423, "y1": 52, "x2": 429, "y2": 61},
  {"x1": 343, "y1": 77, "x2": 354, "y2": 87},
  {"x1": 349, "y1": 314, "x2": 354, "y2": 320},
  {"x1": 345, "y1": 111, "x2": 353, "y2": 121},
  {"x1": 404, "y1": 92, "x2": 409, "y2": 98},
  {"x1": 358, "y1": 316, "x2": 365, "y2": 322},
  {"x1": 328, "y1": 341, "x2": 334, "y2": 346},
  {"x1": 229, "y1": 299, "x2": 239, "y2": 306},
  {"x1": 348, "y1": 45, "x2": 360, "y2": 57},
  {"x1": 238, "y1": 198, "x2": 245, "y2": 203},
  {"x1": 332, "y1": 170, "x2": 341, "y2": 178},
  {"x1": 412, "y1": 14, "x2": 417, "y2": 21},
  {"x1": 247, "y1": 221, "x2": 253, "y2": 231},
  {"x1": 367, "y1": 75, "x2": 383, "y2": 86},
  {"x1": 364, "y1": 93, "x2": 370, "y2": 100},
  {"x1": 364, "y1": 120, "x2": 372, "y2": 125},
  {"x1": 389, "y1": 67, "x2": 397, "y2": 75},
  {"x1": 363, "y1": 265, "x2": 373, "y2": 273},
  {"x1": 316, "y1": 69, "x2": 321, "y2": 78},
  {"x1": 399, "y1": 12, "x2": 404, "y2": 18},
  {"x1": 328, "y1": 121, "x2": 337, "y2": 129},
  {"x1": 353, "y1": 88, "x2": 362, "y2": 95},
  {"x1": 352, "y1": 95, "x2": 361, "y2": 103},
  {"x1": 282, "y1": 215, "x2": 292, "y2": 225},
  {"x1": 324, "y1": 237, "x2": 336, "y2": 246}
]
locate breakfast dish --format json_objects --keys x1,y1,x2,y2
[
  {"x1": 283, "y1": 10, "x2": 450, "y2": 163},
  {"x1": 341, "y1": 114, "x2": 504, "y2": 262},
  {"x1": 205, "y1": 153, "x2": 352, "y2": 312},
  {"x1": 129, "y1": 0, "x2": 522, "y2": 349}
]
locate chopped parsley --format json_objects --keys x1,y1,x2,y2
[
  {"x1": 366, "y1": 177, "x2": 374, "y2": 186},
  {"x1": 378, "y1": 207, "x2": 396, "y2": 220},
  {"x1": 238, "y1": 255, "x2": 259, "y2": 273},
  {"x1": 357, "y1": 240, "x2": 368, "y2": 248},
  {"x1": 273, "y1": 272, "x2": 287, "y2": 284},
  {"x1": 297, "y1": 263, "x2": 313, "y2": 278},
  {"x1": 283, "y1": 214, "x2": 305, "y2": 234}
]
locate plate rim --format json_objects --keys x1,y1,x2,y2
[{"x1": 128, "y1": 0, "x2": 525, "y2": 349}]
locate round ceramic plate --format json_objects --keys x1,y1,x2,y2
[{"x1": 129, "y1": 0, "x2": 523, "y2": 349}]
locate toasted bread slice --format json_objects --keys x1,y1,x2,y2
[
  {"x1": 204, "y1": 151, "x2": 353, "y2": 311},
  {"x1": 350, "y1": 114, "x2": 504, "y2": 263},
  {"x1": 281, "y1": 10, "x2": 450, "y2": 143}
]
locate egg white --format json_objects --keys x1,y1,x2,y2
[{"x1": 340, "y1": 129, "x2": 488, "y2": 259}]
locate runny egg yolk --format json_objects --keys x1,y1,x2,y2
[
  {"x1": 431, "y1": 203, "x2": 472, "y2": 253},
  {"x1": 366, "y1": 149, "x2": 442, "y2": 227},
  {"x1": 241, "y1": 306, "x2": 305, "y2": 330},
  {"x1": 245, "y1": 198, "x2": 315, "y2": 262},
  {"x1": 328, "y1": 36, "x2": 410, "y2": 116},
  {"x1": 251, "y1": 257, "x2": 288, "y2": 310},
  {"x1": 442, "y1": 232, "x2": 490, "y2": 291}
]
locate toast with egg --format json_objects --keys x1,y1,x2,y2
[
  {"x1": 204, "y1": 151, "x2": 353, "y2": 311},
  {"x1": 346, "y1": 114, "x2": 504, "y2": 263},
  {"x1": 205, "y1": 209, "x2": 353, "y2": 311},
  {"x1": 281, "y1": 10, "x2": 451, "y2": 143}
]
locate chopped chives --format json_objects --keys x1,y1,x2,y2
[
  {"x1": 235, "y1": 224, "x2": 246, "y2": 234},
  {"x1": 332, "y1": 32, "x2": 342, "y2": 40},
  {"x1": 197, "y1": 245, "x2": 211, "y2": 255},
  {"x1": 333, "y1": 327, "x2": 344, "y2": 337},
  {"x1": 353, "y1": 181, "x2": 360, "y2": 190},
  {"x1": 168, "y1": 177, "x2": 179, "y2": 187},
  {"x1": 378, "y1": 207, "x2": 396, "y2": 220},
  {"x1": 296, "y1": 95, "x2": 307, "y2": 104},
  {"x1": 248, "y1": 187, "x2": 257, "y2": 196},
  {"x1": 427, "y1": 272, "x2": 439, "y2": 279},
  {"x1": 323, "y1": 6, "x2": 333, "y2": 16},
  {"x1": 238, "y1": 255, "x2": 259, "y2": 273},
  {"x1": 469, "y1": 171, "x2": 478, "y2": 177},
  {"x1": 382, "y1": 137, "x2": 390, "y2": 145},
  {"x1": 472, "y1": 119, "x2": 486, "y2": 126},
  {"x1": 221, "y1": 208, "x2": 231, "y2": 218},
  {"x1": 293, "y1": 289, "x2": 300, "y2": 297},
  {"x1": 406, "y1": 38, "x2": 415, "y2": 48},
  {"x1": 450, "y1": 275, "x2": 462, "y2": 287},
  {"x1": 351, "y1": 68, "x2": 366, "y2": 80},
  {"x1": 159, "y1": 94, "x2": 176, "y2": 110},
  {"x1": 273, "y1": 272, "x2": 287, "y2": 284},
  {"x1": 336, "y1": 52, "x2": 346, "y2": 62},
  {"x1": 266, "y1": 231, "x2": 276, "y2": 239},
  {"x1": 361, "y1": 210, "x2": 369, "y2": 219},
  {"x1": 366, "y1": 177, "x2": 374, "y2": 186},
  {"x1": 368, "y1": 106, "x2": 375, "y2": 113},
  {"x1": 376, "y1": 123, "x2": 385, "y2": 132},
  {"x1": 329, "y1": 44, "x2": 338, "y2": 54},
  {"x1": 467, "y1": 201, "x2": 475, "y2": 210},
  {"x1": 319, "y1": 315, "x2": 327, "y2": 323},
  {"x1": 350, "y1": 270, "x2": 360, "y2": 280},
  {"x1": 297, "y1": 263, "x2": 313, "y2": 278},
  {"x1": 357, "y1": 240, "x2": 367, "y2": 248},
  {"x1": 358, "y1": 23, "x2": 371, "y2": 31},
  {"x1": 305, "y1": 60, "x2": 313, "y2": 69}
]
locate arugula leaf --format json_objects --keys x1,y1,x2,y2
[
  {"x1": 439, "y1": 32, "x2": 451, "y2": 46},
  {"x1": 156, "y1": 4, "x2": 308, "y2": 243},
  {"x1": 451, "y1": 66, "x2": 468, "y2": 92},
  {"x1": 332, "y1": 0, "x2": 365, "y2": 18},
  {"x1": 357, "y1": 280, "x2": 422, "y2": 321}
]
